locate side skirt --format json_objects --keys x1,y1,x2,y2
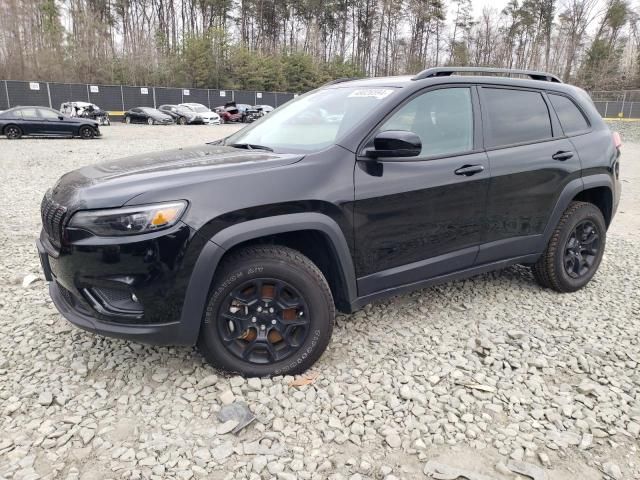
[{"x1": 349, "y1": 253, "x2": 540, "y2": 312}]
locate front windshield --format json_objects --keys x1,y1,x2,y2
[
  {"x1": 141, "y1": 107, "x2": 158, "y2": 114},
  {"x1": 225, "y1": 86, "x2": 397, "y2": 153},
  {"x1": 190, "y1": 104, "x2": 209, "y2": 113}
]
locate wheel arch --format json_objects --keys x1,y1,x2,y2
[
  {"x1": 573, "y1": 185, "x2": 613, "y2": 227},
  {"x1": 178, "y1": 213, "x2": 357, "y2": 346},
  {"x1": 543, "y1": 174, "x2": 613, "y2": 247}
]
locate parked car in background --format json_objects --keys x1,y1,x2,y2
[
  {"x1": 124, "y1": 107, "x2": 174, "y2": 125},
  {"x1": 60, "y1": 101, "x2": 111, "y2": 126},
  {"x1": 254, "y1": 105, "x2": 274, "y2": 116},
  {"x1": 0, "y1": 106, "x2": 100, "y2": 139},
  {"x1": 158, "y1": 104, "x2": 204, "y2": 125},
  {"x1": 179, "y1": 103, "x2": 220, "y2": 125},
  {"x1": 215, "y1": 104, "x2": 243, "y2": 124}
]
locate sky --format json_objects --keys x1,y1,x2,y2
[{"x1": 471, "y1": 0, "x2": 509, "y2": 16}]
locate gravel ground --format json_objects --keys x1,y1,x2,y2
[{"x1": 1, "y1": 124, "x2": 639, "y2": 480}]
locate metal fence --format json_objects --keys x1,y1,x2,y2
[
  {"x1": 589, "y1": 90, "x2": 640, "y2": 119},
  {"x1": 3, "y1": 80, "x2": 638, "y2": 120},
  {"x1": 0, "y1": 80, "x2": 296, "y2": 117}
]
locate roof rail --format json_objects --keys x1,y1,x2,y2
[
  {"x1": 412, "y1": 67, "x2": 562, "y2": 83},
  {"x1": 322, "y1": 77, "x2": 361, "y2": 86}
]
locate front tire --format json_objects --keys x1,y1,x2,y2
[
  {"x1": 198, "y1": 246, "x2": 335, "y2": 377},
  {"x1": 532, "y1": 201, "x2": 606, "y2": 292},
  {"x1": 178, "y1": 116, "x2": 187, "y2": 125},
  {"x1": 4, "y1": 125, "x2": 22, "y2": 139},
  {"x1": 79, "y1": 126, "x2": 95, "y2": 139},
  {"x1": 124, "y1": 116, "x2": 131, "y2": 124}
]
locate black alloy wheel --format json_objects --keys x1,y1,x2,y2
[
  {"x1": 79, "y1": 126, "x2": 95, "y2": 139},
  {"x1": 532, "y1": 201, "x2": 606, "y2": 292},
  {"x1": 218, "y1": 278, "x2": 310, "y2": 364},
  {"x1": 5, "y1": 125, "x2": 22, "y2": 139},
  {"x1": 198, "y1": 245, "x2": 335, "y2": 377},
  {"x1": 178, "y1": 116, "x2": 187, "y2": 125},
  {"x1": 147, "y1": 117, "x2": 154, "y2": 125},
  {"x1": 563, "y1": 220, "x2": 600, "y2": 279}
]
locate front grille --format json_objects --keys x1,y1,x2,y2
[{"x1": 41, "y1": 190, "x2": 68, "y2": 248}]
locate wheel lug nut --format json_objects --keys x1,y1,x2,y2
[
  {"x1": 257, "y1": 306, "x2": 262, "y2": 312},
  {"x1": 271, "y1": 319, "x2": 276, "y2": 325},
  {"x1": 269, "y1": 307, "x2": 274, "y2": 313},
  {"x1": 260, "y1": 324, "x2": 266, "y2": 330},
  {"x1": 251, "y1": 317, "x2": 257, "y2": 323}
]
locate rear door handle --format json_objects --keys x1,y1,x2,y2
[
  {"x1": 454, "y1": 164, "x2": 484, "y2": 176},
  {"x1": 552, "y1": 150, "x2": 574, "y2": 161}
]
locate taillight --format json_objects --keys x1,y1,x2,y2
[{"x1": 612, "y1": 131, "x2": 622, "y2": 149}]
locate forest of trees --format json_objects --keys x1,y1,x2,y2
[{"x1": 0, "y1": 0, "x2": 638, "y2": 93}]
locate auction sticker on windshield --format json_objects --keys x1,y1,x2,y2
[{"x1": 348, "y1": 89, "x2": 394, "y2": 99}]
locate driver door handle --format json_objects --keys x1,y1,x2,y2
[{"x1": 454, "y1": 164, "x2": 484, "y2": 176}]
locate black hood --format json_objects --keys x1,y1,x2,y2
[{"x1": 49, "y1": 144, "x2": 303, "y2": 211}]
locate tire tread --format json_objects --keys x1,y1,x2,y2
[
  {"x1": 198, "y1": 245, "x2": 334, "y2": 377},
  {"x1": 533, "y1": 201, "x2": 603, "y2": 292}
]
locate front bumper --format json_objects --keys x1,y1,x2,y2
[
  {"x1": 36, "y1": 223, "x2": 205, "y2": 346},
  {"x1": 49, "y1": 280, "x2": 185, "y2": 345}
]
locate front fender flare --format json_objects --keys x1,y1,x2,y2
[{"x1": 178, "y1": 213, "x2": 357, "y2": 345}]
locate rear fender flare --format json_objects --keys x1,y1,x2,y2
[
  {"x1": 541, "y1": 174, "x2": 613, "y2": 248},
  {"x1": 178, "y1": 212, "x2": 356, "y2": 345}
]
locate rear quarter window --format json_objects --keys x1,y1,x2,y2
[
  {"x1": 548, "y1": 93, "x2": 589, "y2": 135},
  {"x1": 482, "y1": 88, "x2": 552, "y2": 148}
]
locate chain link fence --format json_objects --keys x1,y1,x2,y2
[
  {"x1": 589, "y1": 90, "x2": 640, "y2": 119},
  {"x1": 0, "y1": 80, "x2": 296, "y2": 118}
]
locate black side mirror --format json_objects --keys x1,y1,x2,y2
[
  {"x1": 365, "y1": 130, "x2": 422, "y2": 160},
  {"x1": 58, "y1": 115, "x2": 64, "y2": 120}
]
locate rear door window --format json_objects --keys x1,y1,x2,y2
[
  {"x1": 549, "y1": 94, "x2": 589, "y2": 135},
  {"x1": 482, "y1": 88, "x2": 552, "y2": 148},
  {"x1": 17, "y1": 107, "x2": 39, "y2": 119}
]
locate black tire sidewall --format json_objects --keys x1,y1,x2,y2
[
  {"x1": 199, "y1": 255, "x2": 333, "y2": 377},
  {"x1": 5, "y1": 126, "x2": 21, "y2": 139},
  {"x1": 80, "y1": 126, "x2": 94, "y2": 139},
  {"x1": 552, "y1": 205, "x2": 606, "y2": 291}
]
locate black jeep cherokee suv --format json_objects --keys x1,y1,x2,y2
[{"x1": 37, "y1": 67, "x2": 621, "y2": 377}]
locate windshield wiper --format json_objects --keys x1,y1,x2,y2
[{"x1": 229, "y1": 143, "x2": 274, "y2": 152}]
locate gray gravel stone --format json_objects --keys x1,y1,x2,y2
[{"x1": 1, "y1": 126, "x2": 639, "y2": 480}]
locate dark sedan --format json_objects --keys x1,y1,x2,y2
[
  {"x1": 124, "y1": 107, "x2": 174, "y2": 125},
  {"x1": 158, "y1": 104, "x2": 204, "y2": 125},
  {"x1": 0, "y1": 106, "x2": 100, "y2": 139}
]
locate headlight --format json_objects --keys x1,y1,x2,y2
[{"x1": 68, "y1": 201, "x2": 187, "y2": 236}]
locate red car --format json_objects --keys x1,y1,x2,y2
[{"x1": 215, "y1": 104, "x2": 243, "y2": 124}]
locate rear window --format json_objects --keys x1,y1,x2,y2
[
  {"x1": 483, "y1": 88, "x2": 552, "y2": 148},
  {"x1": 549, "y1": 94, "x2": 589, "y2": 135}
]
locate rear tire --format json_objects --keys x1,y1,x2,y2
[
  {"x1": 147, "y1": 118, "x2": 154, "y2": 125},
  {"x1": 124, "y1": 116, "x2": 131, "y2": 124},
  {"x1": 4, "y1": 125, "x2": 22, "y2": 139},
  {"x1": 532, "y1": 201, "x2": 606, "y2": 292},
  {"x1": 198, "y1": 245, "x2": 335, "y2": 377}
]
